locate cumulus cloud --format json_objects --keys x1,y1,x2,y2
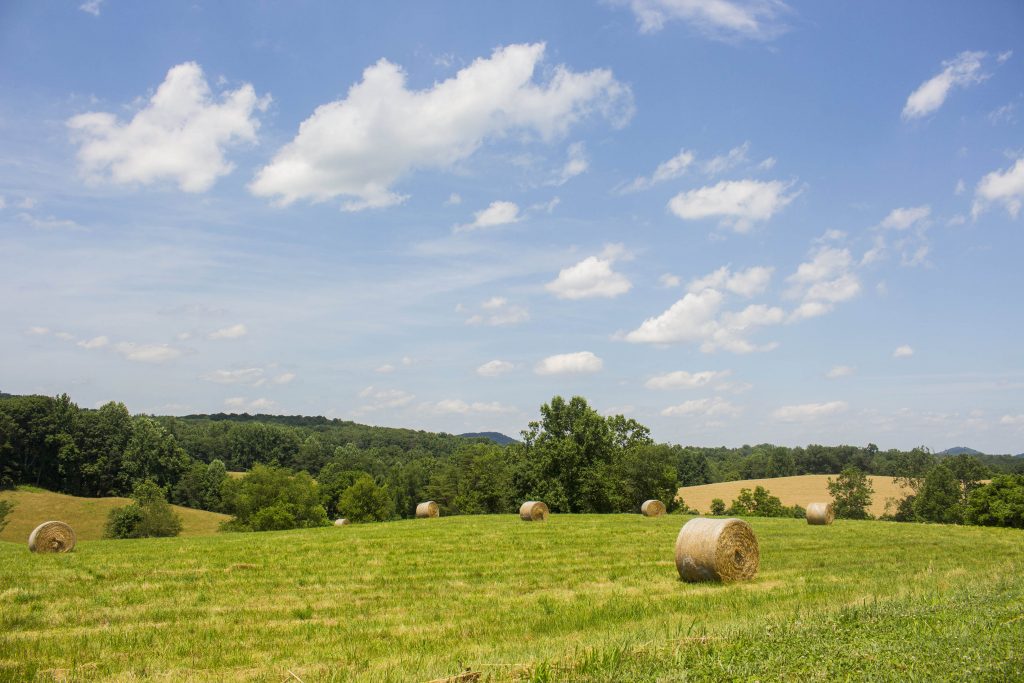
[
  {"x1": 902, "y1": 51, "x2": 987, "y2": 120},
  {"x1": 893, "y1": 345, "x2": 914, "y2": 358},
  {"x1": 68, "y1": 62, "x2": 268, "y2": 192},
  {"x1": 114, "y1": 342, "x2": 182, "y2": 363},
  {"x1": 425, "y1": 399, "x2": 517, "y2": 415},
  {"x1": 880, "y1": 205, "x2": 931, "y2": 230},
  {"x1": 356, "y1": 386, "x2": 415, "y2": 412},
  {"x1": 624, "y1": 0, "x2": 790, "y2": 40},
  {"x1": 477, "y1": 360, "x2": 514, "y2": 377},
  {"x1": 645, "y1": 369, "x2": 731, "y2": 390},
  {"x1": 785, "y1": 247, "x2": 861, "y2": 321},
  {"x1": 661, "y1": 396, "x2": 741, "y2": 418},
  {"x1": 688, "y1": 265, "x2": 773, "y2": 298},
  {"x1": 535, "y1": 351, "x2": 603, "y2": 375},
  {"x1": 620, "y1": 148, "x2": 695, "y2": 193},
  {"x1": 625, "y1": 288, "x2": 783, "y2": 353},
  {"x1": 462, "y1": 297, "x2": 529, "y2": 326},
  {"x1": 208, "y1": 323, "x2": 247, "y2": 340},
  {"x1": 76, "y1": 336, "x2": 110, "y2": 349},
  {"x1": 972, "y1": 157, "x2": 1024, "y2": 219},
  {"x1": 826, "y1": 365, "x2": 855, "y2": 379},
  {"x1": 773, "y1": 401, "x2": 848, "y2": 422},
  {"x1": 668, "y1": 179, "x2": 796, "y2": 232},
  {"x1": 1000, "y1": 414, "x2": 1024, "y2": 426},
  {"x1": 454, "y1": 201, "x2": 521, "y2": 233},
  {"x1": 202, "y1": 368, "x2": 265, "y2": 385},
  {"x1": 250, "y1": 43, "x2": 632, "y2": 210},
  {"x1": 658, "y1": 273, "x2": 681, "y2": 288},
  {"x1": 545, "y1": 244, "x2": 632, "y2": 300}
]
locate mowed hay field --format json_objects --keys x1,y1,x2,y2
[
  {"x1": 679, "y1": 475, "x2": 912, "y2": 517},
  {"x1": 2, "y1": 516, "x2": 1023, "y2": 681},
  {"x1": 0, "y1": 488, "x2": 229, "y2": 543}
]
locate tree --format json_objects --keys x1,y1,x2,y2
[
  {"x1": 945, "y1": 454, "x2": 989, "y2": 502},
  {"x1": 913, "y1": 464, "x2": 964, "y2": 524},
  {"x1": 710, "y1": 498, "x2": 726, "y2": 515},
  {"x1": 727, "y1": 486, "x2": 803, "y2": 518},
  {"x1": 220, "y1": 464, "x2": 328, "y2": 531},
  {"x1": 119, "y1": 417, "x2": 191, "y2": 493},
  {"x1": 337, "y1": 475, "x2": 396, "y2": 522},
  {"x1": 172, "y1": 459, "x2": 227, "y2": 511},
  {"x1": 827, "y1": 467, "x2": 874, "y2": 519},
  {"x1": 966, "y1": 475, "x2": 1024, "y2": 528},
  {"x1": 104, "y1": 479, "x2": 182, "y2": 539}
]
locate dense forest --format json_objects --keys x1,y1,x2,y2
[{"x1": 1, "y1": 392, "x2": 1022, "y2": 530}]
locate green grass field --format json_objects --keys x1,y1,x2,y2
[{"x1": 1, "y1": 514, "x2": 1022, "y2": 681}]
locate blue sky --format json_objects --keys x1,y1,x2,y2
[{"x1": 1, "y1": 1, "x2": 1022, "y2": 452}]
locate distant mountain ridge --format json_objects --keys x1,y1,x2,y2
[
  {"x1": 939, "y1": 447, "x2": 985, "y2": 456},
  {"x1": 459, "y1": 431, "x2": 518, "y2": 446}
]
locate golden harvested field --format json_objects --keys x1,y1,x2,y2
[
  {"x1": 0, "y1": 488, "x2": 229, "y2": 543},
  {"x1": 678, "y1": 474, "x2": 912, "y2": 517}
]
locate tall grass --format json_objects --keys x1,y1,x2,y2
[{"x1": 1, "y1": 514, "x2": 1021, "y2": 681}]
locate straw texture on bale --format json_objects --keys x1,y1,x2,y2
[
  {"x1": 28, "y1": 521, "x2": 76, "y2": 554},
  {"x1": 806, "y1": 502, "x2": 835, "y2": 525},
  {"x1": 674, "y1": 517, "x2": 758, "y2": 582},
  {"x1": 519, "y1": 501, "x2": 549, "y2": 521},
  {"x1": 641, "y1": 499, "x2": 666, "y2": 517},
  {"x1": 333, "y1": 518, "x2": 350, "y2": 526},
  {"x1": 416, "y1": 501, "x2": 440, "y2": 518}
]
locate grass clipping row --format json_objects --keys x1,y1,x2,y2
[
  {"x1": 806, "y1": 502, "x2": 835, "y2": 525},
  {"x1": 28, "y1": 521, "x2": 77, "y2": 554},
  {"x1": 416, "y1": 501, "x2": 440, "y2": 518},
  {"x1": 675, "y1": 517, "x2": 758, "y2": 582}
]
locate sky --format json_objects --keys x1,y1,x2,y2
[{"x1": 1, "y1": 1, "x2": 1023, "y2": 453}]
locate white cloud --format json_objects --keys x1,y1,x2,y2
[
  {"x1": 356, "y1": 386, "x2": 416, "y2": 412},
  {"x1": 645, "y1": 369, "x2": 731, "y2": 390},
  {"x1": 477, "y1": 360, "x2": 514, "y2": 377},
  {"x1": 225, "y1": 397, "x2": 275, "y2": 412},
  {"x1": 893, "y1": 345, "x2": 914, "y2": 358},
  {"x1": 55, "y1": 332, "x2": 75, "y2": 341},
  {"x1": 902, "y1": 51, "x2": 986, "y2": 120},
  {"x1": 273, "y1": 372, "x2": 296, "y2": 384},
  {"x1": 702, "y1": 141, "x2": 749, "y2": 176},
  {"x1": 79, "y1": 0, "x2": 102, "y2": 16},
  {"x1": 880, "y1": 205, "x2": 931, "y2": 230},
  {"x1": 27, "y1": 326, "x2": 50, "y2": 335},
  {"x1": 661, "y1": 396, "x2": 741, "y2": 418},
  {"x1": 786, "y1": 247, "x2": 860, "y2": 321},
  {"x1": 18, "y1": 212, "x2": 82, "y2": 231},
  {"x1": 1000, "y1": 414, "x2": 1024, "y2": 426},
  {"x1": 532, "y1": 196, "x2": 561, "y2": 213},
  {"x1": 955, "y1": 179, "x2": 966, "y2": 195},
  {"x1": 68, "y1": 62, "x2": 268, "y2": 192},
  {"x1": 375, "y1": 364, "x2": 395, "y2": 374},
  {"x1": 546, "y1": 244, "x2": 632, "y2": 299},
  {"x1": 425, "y1": 399, "x2": 517, "y2": 415},
  {"x1": 773, "y1": 401, "x2": 848, "y2": 422},
  {"x1": 826, "y1": 365, "x2": 854, "y2": 379},
  {"x1": 444, "y1": 192, "x2": 462, "y2": 206},
  {"x1": 688, "y1": 265, "x2": 773, "y2": 298},
  {"x1": 454, "y1": 201, "x2": 522, "y2": 233},
  {"x1": 114, "y1": 343, "x2": 182, "y2": 363},
  {"x1": 76, "y1": 336, "x2": 110, "y2": 349},
  {"x1": 554, "y1": 142, "x2": 588, "y2": 185},
  {"x1": 997, "y1": 50, "x2": 1013, "y2": 64},
  {"x1": 972, "y1": 157, "x2": 1024, "y2": 219},
  {"x1": 668, "y1": 179, "x2": 796, "y2": 232},
  {"x1": 621, "y1": 148, "x2": 694, "y2": 192},
  {"x1": 658, "y1": 273, "x2": 681, "y2": 288},
  {"x1": 988, "y1": 102, "x2": 1017, "y2": 125},
  {"x1": 757, "y1": 157, "x2": 777, "y2": 171},
  {"x1": 535, "y1": 351, "x2": 603, "y2": 375},
  {"x1": 250, "y1": 43, "x2": 632, "y2": 209},
  {"x1": 202, "y1": 368, "x2": 265, "y2": 385},
  {"x1": 625, "y1": 0, "x2": 790, "y2": 40},
  {"x1": 462, "y1": 297, "x2": 529, "y2": 326},
  {"x1": 208, "y1": 323, "x2": 247, "y2": 340},
  {"x1": 625, "y1": 288, "x2": 783, "y2": 353}
]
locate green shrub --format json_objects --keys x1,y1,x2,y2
[
  {"x1": 709, "y1": 498, "x2": 726, "y2": 515},
  {"x1": 104, "y1": 480, "x2": 182, "y2": 539},
  {"x1": 727, "y1": 486, "x2": 802, "y2": 518},
  {"x1": 337, "y1": 475, "x2": 396, "y2": 523},
  {"x1": 966, "y1": 475, "x2": 1024, "y2": 528},
  {"x1": 220, "y1": 464, "x2": 329, "y2": 531}
]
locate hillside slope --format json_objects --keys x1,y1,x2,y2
[
  {"x1": 678, "y1": 474, "x2": 912, "y2": 517},
  {"x1": 0, "y1": 488, "x2": 229, "y2": 543}
]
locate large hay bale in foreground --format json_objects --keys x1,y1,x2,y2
[
  {"x1": 28, "y1": 521, "x2": 76, "y2": 554},
  {"x1": 675, "y1": 517, "x2": 758, "y2": 582},
  {"x1": 519, "y1": 501, "x2": 549, "y2": 522},
  {"x1": 806, "y1": 502, "x2": 835, "y2": 525},
  {"x1": 334, "y1": 518, "x2": 350, "y2": 527},
  {"x1": 416, "y1": 501, "x2": 440, "y2": 518},
  {"x1": 641, "y1": 499, "x2": 666, "y2": 517}
]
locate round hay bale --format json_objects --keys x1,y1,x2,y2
[
  {"x1": 519, "y1": 501, "x2": 549, "y2": 522},
  {"x1": 806, "y1": 502, "x2": 835, "y2": 525},
  {"x1": 333, "y1": 518, "x2": 350, "y2": 527},
  {"x1": 28, "y1": 521, "x2": 76, "y2": 554},
  {"x1": 641, "y1": 499, "x2": 666, "y2": 517},
  {"x1": 416, "y1": 501, "x2": 440, "y2": 518},
  {"x1": 674, "y1": 517, "x2": 758, "y2": 583}
]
